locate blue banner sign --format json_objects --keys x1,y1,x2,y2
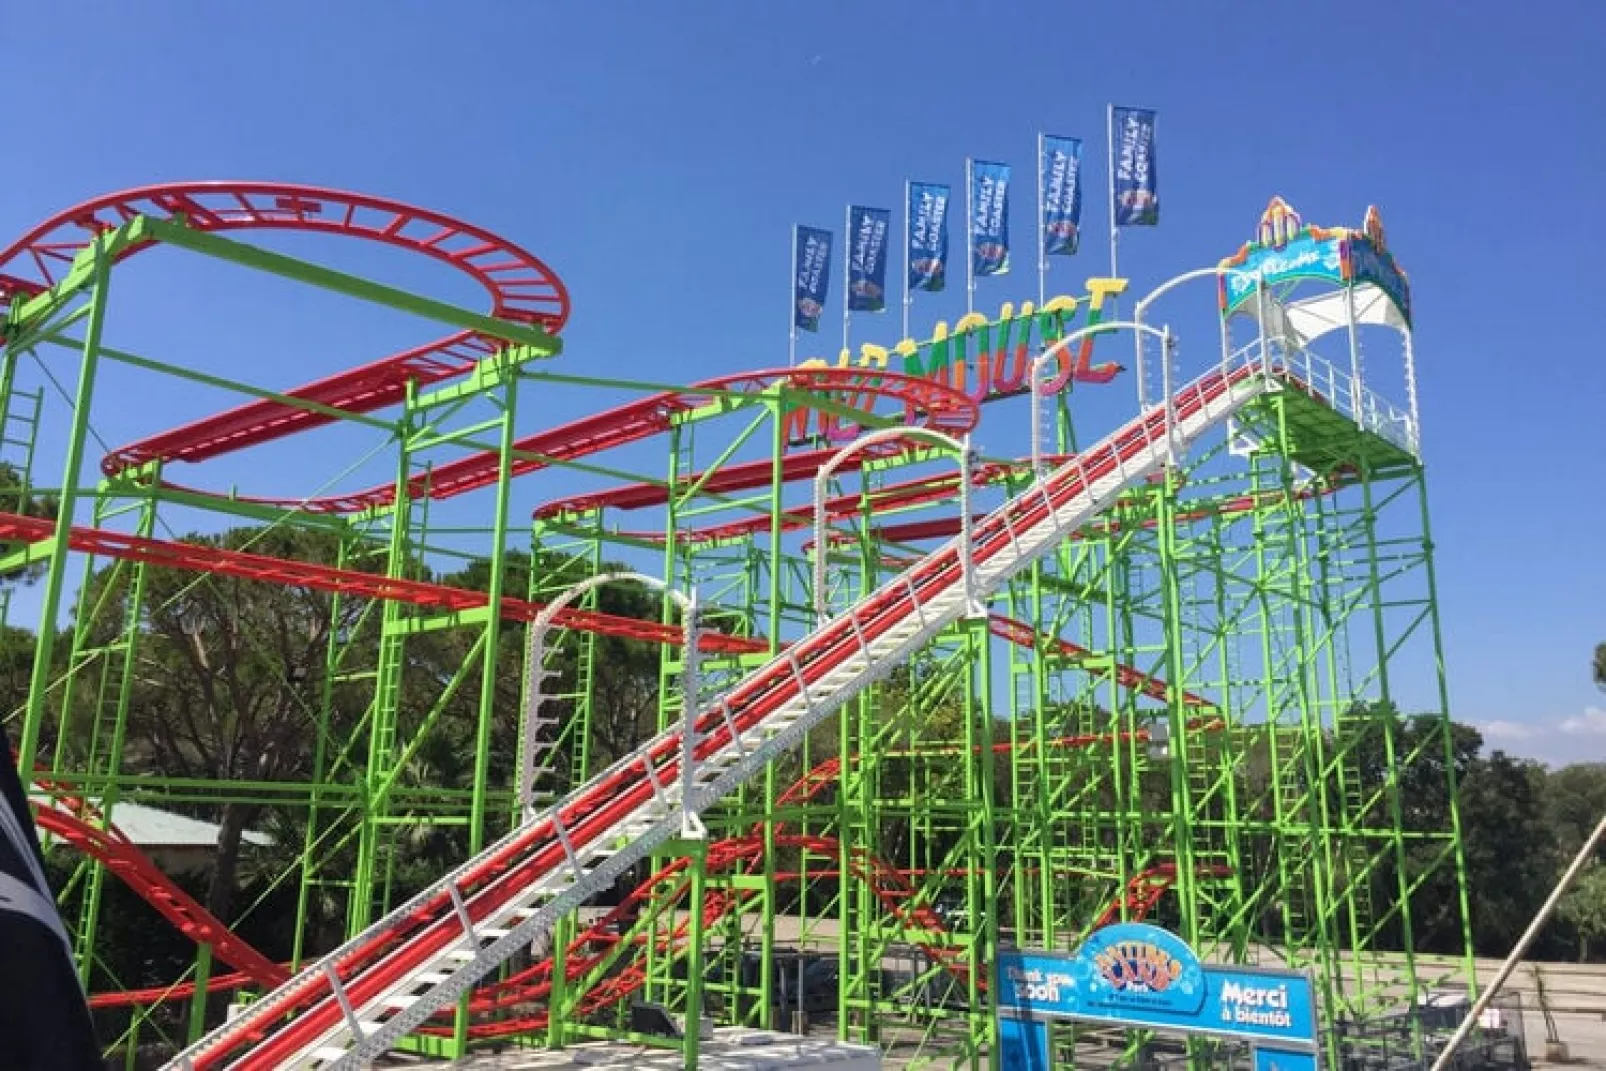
[
  {"x1": 1041, "y1": 134, "x2": 1083, "y2": 256},
  {"x1": 996, "y1": 924, "x2": 1317, "y2": 1059},
  {"x1": 1255, "y1": 1047, "x2": 1318, "y2": 1071},
  {"x1": 907, "y1": 182, "x2": 950, "y2": 293},
  {"x1": 847, "y1": 206, "x2": 891, "y2": 313},
  {"x1": 1220, "y1": 230, "x2": 1344, "y2": 311},
  {"x1": 969, "y1": 159, "x2": 1011, "y2": 277},
  {"x1": 1345, "y1": 232, "x2": 1411, "y2": 326},
  {"x1": 792, "y1": 225, "x2": 833, "y2": 333},
  {"x1": 1111, "y1": 106, "x2": 1159, "y2": 226}
]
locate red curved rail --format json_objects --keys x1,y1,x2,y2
[
  {"x1": 987, "y1": 614, "x2": 1215, "y2": 710},
  {"x1": 611, "y1": 460, "x2": 1025, "y2": 548},
  {"x1": 0, "y1": 511, "x2": 765, "y2": 656},
  {"x1": 140, "y1": 367, "x2": 978, "y2": 514},
  {"x1": 1091, "y1": 862, "x2": 1234, "y2": 929},
  {"x1": 30, "y1": 798, "x2": 286, "y2": 990},
  {"x1": 0, "y1": 182, "x2": 568, "y2": 478}
]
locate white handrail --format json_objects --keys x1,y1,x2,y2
[
  {"x1": 812, "y1": 426, "x2": 980, "y2": 625},
  {"x1": 1029, "y1": 320, "x2": 1172, "y2": 477}
]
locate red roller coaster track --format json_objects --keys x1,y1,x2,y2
[
  {"x1": 1, "y1": 184, "x2": 1235, "y2": 1058},
  {"x1": 46, "y1": 633, "x2": 1217, "y2": 1030},
  {"x1": 28, "y1": 775, "x2": 287, "y2": 992},
  {"x1": 164, "y1": 366, "x2": 1260, "y2": 1068},
  {"x1": 144, "y1": 367, "x2": 979, "y2": 515},
  {"x1": 0, "y1": 511, "x2": 765, "y2": 656},
  {"x1": 0, "y1": 184, "x2": 569, "y2": 481}
]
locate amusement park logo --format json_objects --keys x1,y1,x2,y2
[
  {"x1": 848, "y1": 278, "x2": 885, "y2": 306},
  {"x1": 1091, "y1": 938, "x2": 1184, "y2": 994},
  {"x1": 907, "y1": 257, "x2": 946, "y2": 288},
  {"x1": 1077, "y1": 922, "x2": 1206, "y2": 1014},
  {"x1": 973, "y1": 241, "x2": 1009, "y2": 268},
  {"x1": 1044, "y1": 220, "x2": 1080, "y2": 243},
  {"x1": 795, "y1": 296, "x2": 824, "y2": 329}
]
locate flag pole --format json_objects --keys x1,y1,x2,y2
[
  {"x1": 1106, "y1": 105, "x2": 1120, "y2": 280},
  {"x1": 842, "y1": 204, "x2": 852, "y2": 357},
  {"x1": 1037, "y1": 133, "x2": 1047, "y2": 308},
  {"x1": 788, "y1": 225, "x2": 798, "y2": 367},
  {"x1": 902, "y1": 182, "x2": 912, "y2": 341},
  {"x1": 964, "y1": 158, "x2": 975, "y2": 316}
]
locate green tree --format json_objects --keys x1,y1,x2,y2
[
  {"x1": 1458, "y1": 750, "x2": 1561, "y2": 954},
  {"x1": 1353, "y1": 710, "x2": 1481, "y2": 953},
  {"x1": 1594, "y1": 642, "x2": 1606, "y2": 691},
  {"x1": 1559, "y1": 864, "x2": 1606, "y2": 961},
  {"x1": 76, "y1": 525, "x2": 371, "y2": 925},
  {"x1": 1546, "y1": 763, "x2": 1606, "y2": 865},
  {"x1": 1354, "y1": 712, "x2": 1564, "y2": 956}
]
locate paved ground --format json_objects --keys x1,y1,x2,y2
[
  {"x1": 1461, "y1": 959, "x2": 1606, "y2": 1066},
  {"x1": 407, "y1": 1029, "x2": 880, "y2": 1068},
  {"x1": 1525, "y1": 1008, "x2": 1606, "y2": 1067}
]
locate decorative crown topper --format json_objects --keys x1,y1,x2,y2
[
  {"x1": 1363, "y1": 205, "x2": 1387, "y2": 250},
  {"x1": 1255, "y1": 197, "x2": 1304, "y2": 249}
]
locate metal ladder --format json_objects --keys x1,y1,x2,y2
[{"x1": 167, "y1": 355, "x2": 1280, "y2": 1071}]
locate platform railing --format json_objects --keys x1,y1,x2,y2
[{"x1": 1275, "y1": 344, "x2": 1418, "y2": 458}]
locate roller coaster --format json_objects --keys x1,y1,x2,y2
[{"x1": 0, "y1": 183, "x2": 1475, "y2": 1068}]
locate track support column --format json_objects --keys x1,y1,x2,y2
[{"x1": 18, "y1": 243, "x2": 113, "y2": 778}]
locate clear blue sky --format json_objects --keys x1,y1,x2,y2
[{"x1": 2, "y1": 1, "x2": 1602, "y2": 764}]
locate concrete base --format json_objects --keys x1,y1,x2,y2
[{"x1": 420, "y1": 1029, "x2": 880, "y2": 1070}]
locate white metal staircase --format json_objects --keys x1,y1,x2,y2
[{"x1": 167, "y1": 354, "x2": 1280, "y2": 1070}]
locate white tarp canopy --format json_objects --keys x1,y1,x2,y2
[{"x1": 1227, "y1": 283, "x2": 1408, "y2": 346}]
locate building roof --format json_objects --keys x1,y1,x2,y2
[{"x1": 34, "y1": 797, "x2": 273, "y2": 850}]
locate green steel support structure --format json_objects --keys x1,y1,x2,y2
[{"x1": 0, "y1": 193, "x2": 1477, "y2": 1069}]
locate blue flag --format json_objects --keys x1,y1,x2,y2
[
  {"x1": 1112, "y1": 106, "x2": 1160, "y2": 226},
  {"x1": 906, "y1": 182, "x2": 950, "y2": 293},
  {"x1": 969, "y1": 160, "x2": 1011, "y2": 277},
  {"x1": 1041, "y1": 135, "x2": 1083, "y2": 256},
  {"x1": 793, "y1": 225, "x2": 833, "y2": 333},
  {"x1": 847, "y1": 206, "x2": 891, "y2": 313}
]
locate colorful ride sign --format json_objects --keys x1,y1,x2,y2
[
  {"x1": 1217, "y1": 197, "x2": 1411, "y2": 328},
  {"x1": 996, "y1": 923, "x2": 1319, "y2": 1070}
]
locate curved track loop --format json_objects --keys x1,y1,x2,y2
[
  {"x1": 29, "y1": 777, "x2": 287, "y2": 990},
  {"x1": 0, "y1": 182, "x2": 569, "y2": 476},
  {"x1": 1091, "y1": 861, "x2": 1234, "y2": 929}
]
